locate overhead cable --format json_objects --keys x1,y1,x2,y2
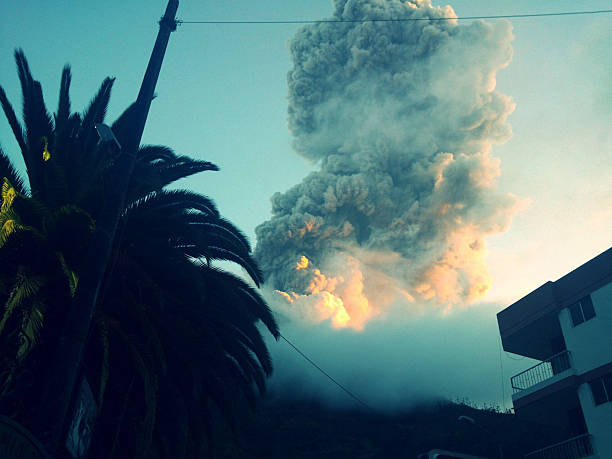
[
  {"x1": 279, "y1": 333, "x2": 376, "y2": 412},
  {"x1": 178, "y1": 9, "x2": 612, "y2": 25}
]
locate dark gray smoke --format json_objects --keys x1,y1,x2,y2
[{"x1": 255, "y1": 0, "x2": 520, "y2": 326}]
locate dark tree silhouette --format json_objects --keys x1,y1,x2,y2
[{"x1": 0, "y1": 50, "x2": 278, "y2": 458}]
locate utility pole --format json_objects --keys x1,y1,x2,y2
[{"x1": 35, "y1": 1, "x2": 179, "y2": 456}]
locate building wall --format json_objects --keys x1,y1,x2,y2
[
  {"x1": 558, "y1": 281, "x2": 612, "y2": 374},
  {"x1": 560, "y1": 281, "x2": 612, "y2": 457},
  {"x1": 514, "y1": 387, "x2": 581, "y2": 441},
  {"x1": 578, "y1": 382, "x2": 612, "y2": 459}
]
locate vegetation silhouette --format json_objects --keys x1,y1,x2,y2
[
  {"x1": 0, "y1": 49, "x2": 278, "y2": 458},
  {"x1": 213, "y1": 397, "x2": 560, "y2": 458}
]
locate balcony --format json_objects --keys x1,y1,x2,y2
[
  {"x1": 524, "y1": 433, "x2": 594, "y2": 459},
  {"x1": 511, "y1": 350, "x2": 572, "y2": 394}
]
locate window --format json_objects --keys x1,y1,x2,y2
[
  {"x1": 569, "y1": 295, "x2": 596, "y2": 326},
  {"x1": 567, "y1": 406, "x2": 587, "y2": 435},
  {"x1": 589, "y1": 372, "x2": 612, "y2": 406},
  {"x1": 581, "y1": 295, "x2": 596, "y2": 320}
]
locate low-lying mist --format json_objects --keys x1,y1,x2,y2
[{"x1": 264, "y1": 301, "x2": 532, "y2": 412}]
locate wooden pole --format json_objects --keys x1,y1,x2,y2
[{"x1": 35, "y1": 2, "x2": 179, "y2": 455}]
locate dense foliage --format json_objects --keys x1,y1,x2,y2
[{"x1": 0, "y1": 50, "x2": 278, "y2": 458}]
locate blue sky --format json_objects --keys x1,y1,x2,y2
[
  {"x1": 1, "y1": 1, "x2": 611, "y2": 407},
  {"x1": 1, "y1": 1, "x2": 609, "y2": 303}
]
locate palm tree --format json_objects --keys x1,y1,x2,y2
[
  {"x1": 0, "y1": 168, "x2": 94, "y2": 424},
  {"x1": 0, "y1": 50, "x2": 278, "y2": 458}
]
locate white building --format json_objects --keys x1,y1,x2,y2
[{"x1": 497, "y1": 247, "x2": 612, "y2": 458}]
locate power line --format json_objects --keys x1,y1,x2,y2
[
  {"x1": 497, "y1": 337, "x2": 506, "y2": 410},
  {"x1": 279, "y1": 333, "x2": 376, "y2": 412},
  {"x1": 504, "y1": 351, "x2": 527, "y2": 361},
  {"x1": 178, "y1": 9, "x2": 612, "y2": 25}
]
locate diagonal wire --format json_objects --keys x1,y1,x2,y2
[
  {"x1": 178, "y1": 9, "x2": 612, "y2": 25},
  {"x1": 279, "y1": 333, "x2": 376, "y2": 413}
]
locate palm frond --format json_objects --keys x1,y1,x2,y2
[
  {"x1": 232, "y1": 323, "x2": 274, "y2": 377},
  {"x1": 57, "y1": 253, "x2": 78, "y2": 296},
  {"x1": 0, "y1": 271, "x2": 44, "y2": 336},
  {"x1": 219, "y1": 328, "x2": 267, "y2": 396},
  {"x1": 188, "y1": 214, "x2": 252, "y2": 254},
  {"x1": 55, "y1": 65, "x2": 72, "y2": 132},
  {"x1": 16, "y1": 300, "x2": 44, "y2": 361},
  {"x1": 0, "y1": 86, "x2": 26, "y2": 155},
  {"x1": 0, "y1": 180, "x2": 22, "y2": 248},
  {"x1": 128, "y1": 147, "x2": 218, "y2": 200},
  {"x1": 6, "y1": 191, "x2": 45, "y2": 232},
  {"x1": 125, "y1": 189, "x2": 219, "y2": 219},
  {"x1": 14, "y1": 50, "x2": 53, "y2": 197},
  {"x1": 0, "y1": 150, "x2": 26, "y2": 196},
  {"x1": 203, "y1": 267, "x2": 279, "y2": 338},
  {"x1": 14, "y1": 49, "x2": 34, "y2": 107},
  {"x1": 1, "y1": 177, "x2": 17, "y2": 212},
  {"x1": 78, "y1": 77, "x2": 115, "y2": 153},
  {"x1": 137, "y1": 145, "x2": 177, "y2": 162},
  {"x1": 156, "y1": 156, "x2": 218, "y2": 187},
  {"x1": 224, "y1": 355, "x2": 258, "y2": 410},
  {"x1": 26, "y1": 81, "x2": 54, "y2": 148},
  {"x1": 197, "y1": 245, "x2": 263, "y2": 286},
  {"x1": 52, "y1": 65, "x2": 74, "y2": 172}
]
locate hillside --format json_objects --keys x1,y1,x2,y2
[{"x1": 213, "y1": 395, "x2": 559, "y2": 458}]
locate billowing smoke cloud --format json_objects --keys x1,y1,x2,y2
[{"x1": 255, "y1": 0, "x2": 521, "y2": 330}]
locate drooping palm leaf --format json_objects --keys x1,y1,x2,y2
[
  {"x1": 129, "y1": 145, "x2": 218, "y2": 200},
  {"x1": 17, "y1": 300, "x2": 44, "y2": 361},
  {"x1": 79, "y1": 77, "x2": 114, "y2": 152},
  {"x1": 0, "y1": 87, "x2": 27, "y2": 156},
  {"x1": 55, "y1": 65, "x2": 72, "y2": 134},
  {"x1": 0, "y1": 150, "x2": 26, "y2": 196},
  {"x1": 14, "y1": 50, "x2": 53, "y2": 197}
]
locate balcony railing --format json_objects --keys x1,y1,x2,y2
[
  {"x1": 525, "y1": 433, "x2": 593, "y2": 459},
  {"x1": 511, "y1": 350, "x2": 571, "y2": 394}
]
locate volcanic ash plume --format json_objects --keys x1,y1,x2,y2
[{"x1": 255, "y1": 0, "x2": 521, "y2": 329}]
